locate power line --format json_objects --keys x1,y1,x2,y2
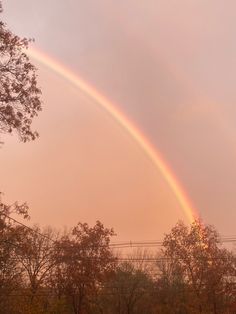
[
  {"x1": 0, "y1": 209, "x2": 56, "y2": 243},
  {"x1": 1, "y1": 208, "x2": 236, "y2": 251}
]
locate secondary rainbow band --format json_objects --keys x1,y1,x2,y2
[{"x1": 28, "y1": 47, "x2": 196, "y2": 223}]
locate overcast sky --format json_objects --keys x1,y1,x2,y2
[{"x1": 1, "y1": 1, "x2": 236, "y2": 239}]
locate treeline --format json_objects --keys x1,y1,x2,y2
[{"x1": 0, "y1": 201, "x2": 235, "y2": 314}]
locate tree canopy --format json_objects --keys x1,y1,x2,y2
[{"x1": 157, "y1": 220, "x2": 236, "y2": 313}]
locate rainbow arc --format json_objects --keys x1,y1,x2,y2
[{"x1": 28, "y1": 47, "x2": 196, "y2": 223}]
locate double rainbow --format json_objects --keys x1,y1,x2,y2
[{"x1": 28, "y1": 47, "x2": 196, "y2": 223}]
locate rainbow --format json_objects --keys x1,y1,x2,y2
[{"x1": 28, "y1": 47, "x2": 196, "y2": 223}]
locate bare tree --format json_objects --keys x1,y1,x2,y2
[
  {"x1": 0, "y1": 199, "x2": 29, "y2": 313},
  {"x1": 15, "y1": 226, "x2": 58, "y2": 301}
]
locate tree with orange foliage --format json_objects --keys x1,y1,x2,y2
[
  {"x1": 157, "y1": 220, "x2": 236, "y2": 313},
  {"x1": 51, "y1": 221, "x2": 116, "y2": 314}
]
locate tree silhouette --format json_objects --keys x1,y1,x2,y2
[{"x1": 0, "y1": 1, "x2": 41, "y2": 142}]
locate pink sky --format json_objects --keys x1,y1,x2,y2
[{"x1": 1, "y1": 0, "x2": 236, "y2": 239}]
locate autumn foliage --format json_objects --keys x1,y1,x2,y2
[{"x1": 0, "y1": 200, "x2": 235, "y2": 314}]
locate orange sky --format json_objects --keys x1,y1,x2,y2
[{"x1": 0, "y1": 66, "x2": 188, "y2": 241}]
